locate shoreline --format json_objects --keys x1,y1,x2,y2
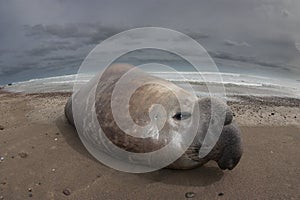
[
  {"x1": 2, "y1": 72, "x2": 300, "y2": 99},
  {"x1": 0, "y1": 90, "x2": 299, "y2": 199},
  {"x1": 1, "y1": 89, "x2": 299, "y2": 127}
]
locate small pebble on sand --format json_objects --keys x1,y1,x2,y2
[
  {"x1": 185, "y1": 192, "x2": 195, "y2": 198},
  {"x1": 218, "y1": 192, "x2": 224, "y2": 196},
  {"x1": 63, "y1": 188, "x2": 71, "y2": 196},
  {"x1": 18, "y1": 152, "x2": 28, "y2": 158},
  {"x1": 0, "y1": 157, "x2": 4, "y2": 162},
  {"x1": 0, "y1": 125, "x2": 4, "y2": 130}
]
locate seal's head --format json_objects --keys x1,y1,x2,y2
[
  {"x1": 171, "y1": 97, "x2": 243, "y2": 170},
  {"x1": 162, "y1": 94, "x2": 242, "y2": 170}
]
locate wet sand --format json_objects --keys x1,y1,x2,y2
[{"x1": 0, "y1": 91, "x2": 299, "y2": 199}]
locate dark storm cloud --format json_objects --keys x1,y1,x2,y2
[
  {"x1": 42, "y1": 55, "x2": 82, "y2": 62},
  {"x1": 86, "y1": 26, "x2": 123, "y2": 45},
  {"x1": 23, "y1": 23, "x2": 123, "y2": 58},
  {"x1": 41, "y1": 55, "x2": 85, "y2": 72},
  {"x1": 210, "y1": 51, "x2": 292, "y2": 72},
  {"x1": 0, "y1": 49, "x2": 14, "y2": 57},
  {"x1": 24, "y1": 23, "x2": 122, "y2": 43},
  {"x1": 224, "y1": 40, "x2": 250, "y2": 47},
  {"x1": 26, "y1": 41, "x2": 79, "y2": 57},
  {"x1": 171, "y1": 32, "x2": 210, "y2": 43},
  {"x1": 0, "y1": 50, "x2": 8, "y2": 57},
  {"x1": 0, "y1": 61, "x2": 39, "y2": 76},
  {"x1": 186, "y1": 32, "x2": 210, "y2": 40},
  {"x1": 0, "y1": 0, "x2": 300, "y2": 84},
  {"x1": 24, "y1": 23, "x2": 93, "y2": 38}
]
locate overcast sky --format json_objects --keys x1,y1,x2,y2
[{"x1": 1, "y1": 0, "x2": 300, "y2": 84}]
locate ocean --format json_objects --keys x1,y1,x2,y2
[{"x1": 3, "y1": 71, "x2": 300, "y2": 100}]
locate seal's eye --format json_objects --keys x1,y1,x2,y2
[{"x1": 173, "y1": 112, "x2": 191, "y2": 120}]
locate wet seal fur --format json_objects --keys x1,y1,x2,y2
[{"x1": 65, "y1": 64, "x2": 242, "y2": 170}]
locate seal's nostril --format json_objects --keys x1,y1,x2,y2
[
  {"x1": 227, "y1": 159, "x2": 234, "y2": 170},
  {"x1": 217, "y1": 158, "x2": 235, "y2": 170}
]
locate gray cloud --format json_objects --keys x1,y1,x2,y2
[
  {"x1": 26, "y1": 41, "x2": 79, "y2": 56},
  {"x1": 23, "y1": 23, "x2": 123, "y2": 58},
  {"x1": 42, "y1": 54, "x2": 82, "y2": 62},
  {"x1": 210, "y1": 51, "x2": 293, "y2": 72},
  {"x1": 0, "y1": 61, "x2": 39, "y2": 76},
  {"x1": 0, "y1": 49, "x2": 14, "y2": 57},
  {"x1": 1, "y1": 0, "x2": 300, "y2": 84},
  {"x1": 26, "y1": 24, "x2": 88, "y2": 38},
  {"x1": 281, "y1": 9, "x2": 291, "y2": 18},
  {"x1": 0, "y1": 50, "x2": 8, "y2": 57},
  {"x1": 25, "y1": 23, "x2": 100, "y2": 38},
  {"x1": 224, "y1": 40, "x2": 250, "y2": 47},
  {"x1": 185, "y1": 32, "x2": 210, "y2": 40},
  {"x1": 24, "y1": 23, "x2": 122, "y2": 43},
  {"x1": 86, "y1": 26, "x2": 123, "y2": 45}
]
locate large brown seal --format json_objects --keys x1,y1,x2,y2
[{"x1": 65, "y1": 64, "x2": 242, "y2": 171}]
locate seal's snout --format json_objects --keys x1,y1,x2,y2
[
  {"x1": 217, "y1": 147, "x2": 241, "y2": 170},
  {"x1": 215, "y1": 124, "x2": 243, "y2": 170},
  {"x1": 195, "y1": 97, "x2": 242, "y2": 170}
]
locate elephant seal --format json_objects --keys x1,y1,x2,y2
[{"x1": 65, "y1": 64, "x2": 242, "y2": 171}]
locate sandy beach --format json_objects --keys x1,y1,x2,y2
[{"x1": 0, "y1": 91, "x2": 299, "y2": 199}]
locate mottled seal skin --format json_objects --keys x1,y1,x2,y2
[{"x1": 65, "y1": 64, "x2": 242, "y2": 170}]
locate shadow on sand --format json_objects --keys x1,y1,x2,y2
[
  {"x1": 55, "y1": 115, "x2": 97, "y2": 162},
  {"x1": 55, "y1": 114, "x2": 224, "y2": 187},
  {"x1": 136, "y1": 164, "x2": 223, "y2": 187}
]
